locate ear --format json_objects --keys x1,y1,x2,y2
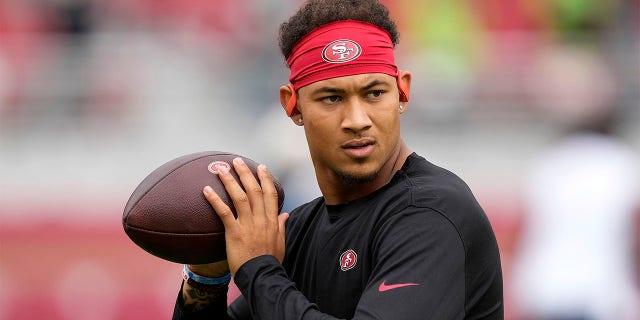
[
  {"x1": 397, "y1": 70, "x2": 412, "y2": 103},
  {"x1": 279, "y1": 84, "x2": 301, "y2": 118}
]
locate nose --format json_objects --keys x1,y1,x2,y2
[{"x1": 341, "y1": 99, "x2": 372, "y2": 133}]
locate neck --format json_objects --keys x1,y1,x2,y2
[{"x1": 320, "y1": 140, "x2": 412, "y2": 205}]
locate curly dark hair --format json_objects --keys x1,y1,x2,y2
[{"x1": 278, "y1": 0, "x2": 400, "y2": 60}]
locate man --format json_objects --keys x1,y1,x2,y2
[{"x1": 173, "y1": 0, "x2": 503, "y2": 319}]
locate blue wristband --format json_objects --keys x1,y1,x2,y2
[{"x1": 182, "y1": 264, "x2": 231, "y2": 286}]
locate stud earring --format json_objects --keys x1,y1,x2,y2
[
  {"x1": 399, "y1": 105, "x2": 404, "y2": 110},
  {"x1": 298, "y1": 117, "x2": 303, "y2": 123}
]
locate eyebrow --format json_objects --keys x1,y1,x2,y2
[
  {"x1": 362, "y1": 79, "x2": 386, "y2": 91},
  {"x1": 311, "y1": 79, "x2": 389, "y2": 95}
]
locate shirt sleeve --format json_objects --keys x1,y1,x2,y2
[
  {"x1": 233, "y1": 208, "x2": 469, "y2": 319},
  {"x1": 234, "y1": 255, "x2": 332, "y2": 319}
]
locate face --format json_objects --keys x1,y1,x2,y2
[{"x1": 295, "y1": 73, "x2": 406, "y2": 186}]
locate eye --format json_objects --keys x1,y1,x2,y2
[
  {"x1": 367, "y1": 90, "x2": 385, "y2": 99},
  {"x1": 321, "y1": 95, "x2": 342, "y2": 104}
]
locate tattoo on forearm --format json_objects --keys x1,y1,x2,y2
[{"x1": 182, "y1": 283, "x2": 226, "y2": 312}]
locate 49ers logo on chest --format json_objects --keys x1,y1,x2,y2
[
  {"x1": 322, "y1": 39, "x2": 362, "y2": 63},
  {"x1": 339, "y1": 249, "x2": 358, "y2": 271}
]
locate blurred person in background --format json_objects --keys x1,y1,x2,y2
[
  {"x1": 171, "y1": 0, "x2": 503, "y2": 319},
  {"x1": 512, "y1": 45, "x2": 640, "y2": 320}
]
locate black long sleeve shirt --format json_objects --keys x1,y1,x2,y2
[{"x1": 173, "y1": 153, "x2": 504, "y2": 319}]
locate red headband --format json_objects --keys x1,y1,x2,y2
[{"x1": 284, "y1": 20, "x2": 407, "y2": 116}]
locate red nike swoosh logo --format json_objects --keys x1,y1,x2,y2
[{"x1": 378, "y1": 280, "x2": 419, "y2": 292}]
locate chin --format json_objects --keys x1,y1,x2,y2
[{"x1": 335, "y1": 169, "x2": 380, "y2": 185}]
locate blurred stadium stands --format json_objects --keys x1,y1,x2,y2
[{"x1": 1, "y1": 0, "x2": 638, "y2": 318}]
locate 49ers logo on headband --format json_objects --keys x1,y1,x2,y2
[{"x1": 322, "y1": 39, "x2": 362, "y2": 63}]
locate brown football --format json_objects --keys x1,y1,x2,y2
[{"x1": 122, "y1": 151, "x2": 285, "y2": 264}]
